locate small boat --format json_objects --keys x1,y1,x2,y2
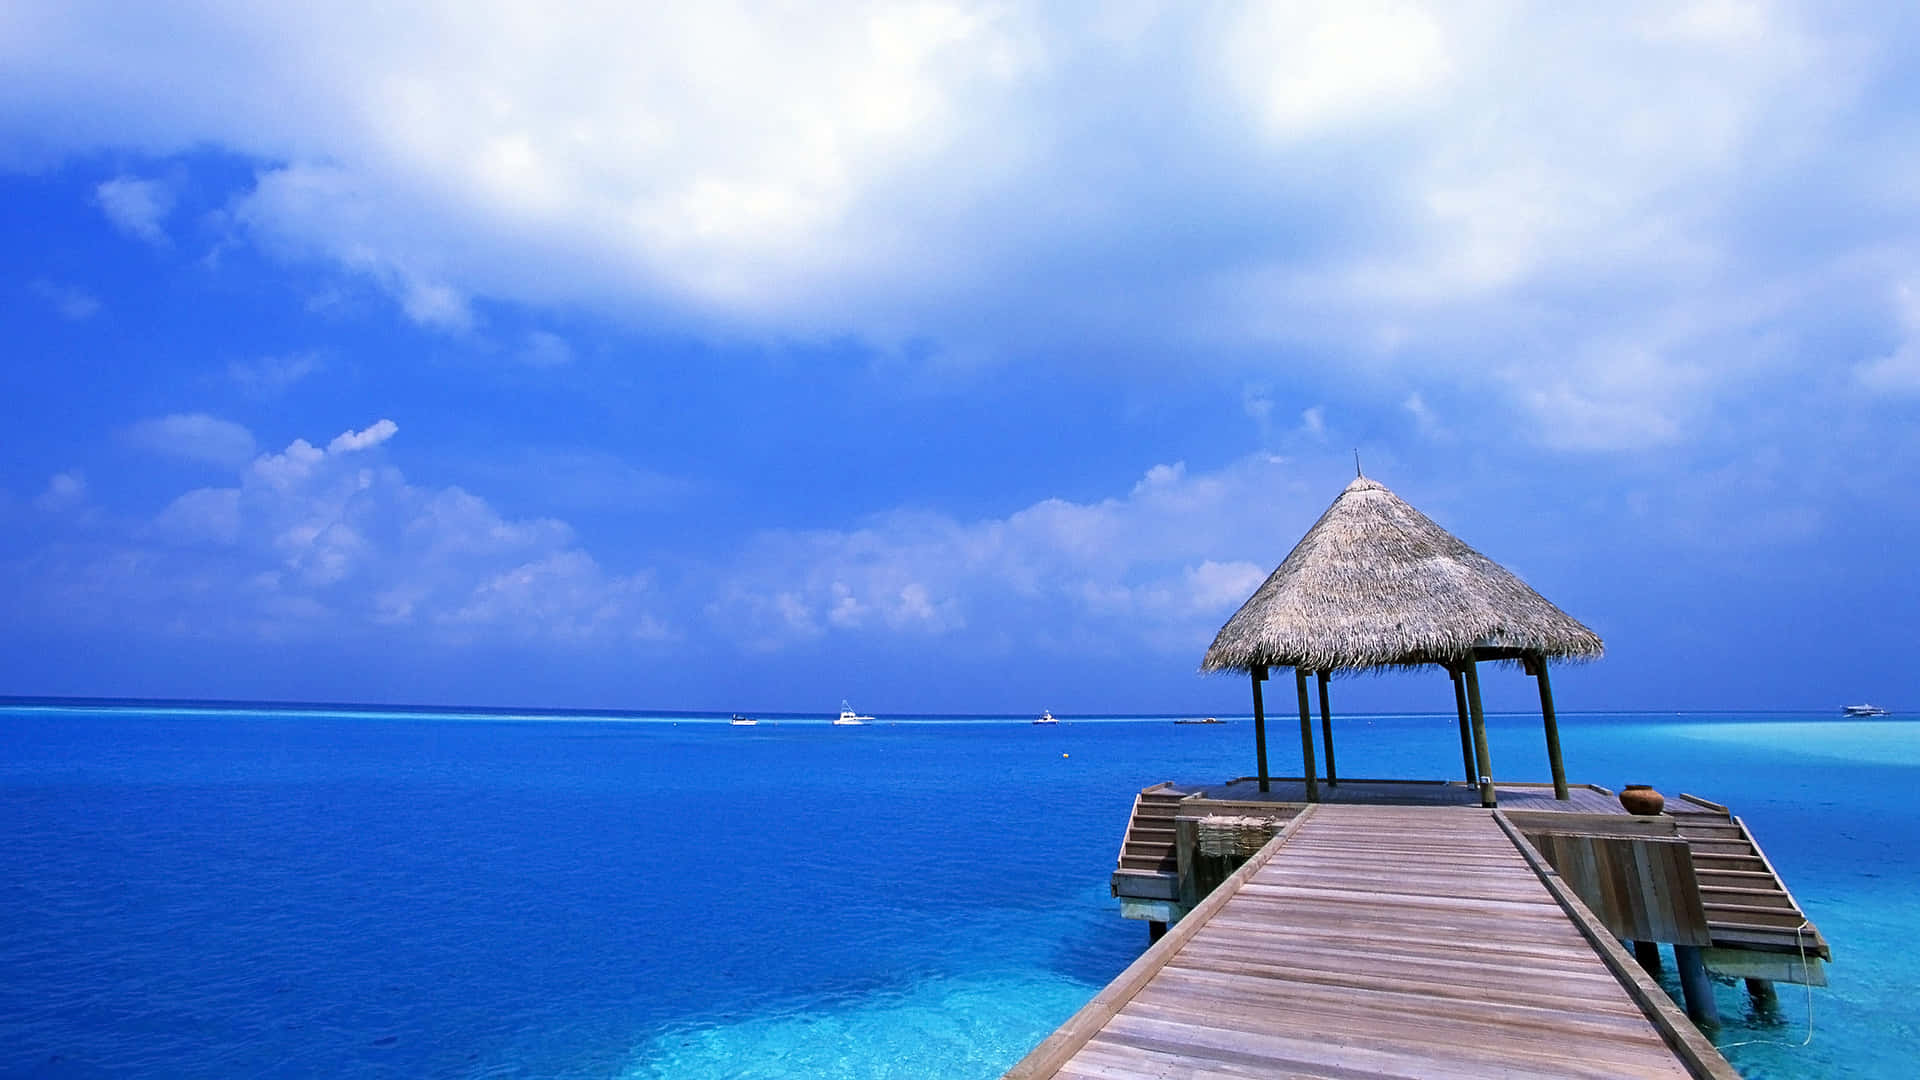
[
  {"x1": 729, "y1": 714, "x2": 759, "y2": 726},
  {"x1": 1033, "y1": 709, "x2": 1058, "y2": 725},
  {"x1": 1174, "y1": 716, "x2": 1224, "y2": 725},
  {"x1": 1842, "y1": 704, "x2": 1890, "y2": 717},
  {"x1": 834, "y1": 700, "x2": 872, "y2": 726}
]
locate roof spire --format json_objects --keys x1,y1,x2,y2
[{"x1": 1354, "y1": 449, "x2": 1363, "y2": 478}]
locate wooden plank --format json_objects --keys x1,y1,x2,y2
[
  {"x1": 1016, "y1": 804, "x2": 1735, "y2": 1080},
  {"x1": 1527, "y1": 832, "x2": 1711, "y2": 946},
  {"x1": 1507, "y1": 810, "x2": 1679, "y2": 837},
  {"x1": 1002, "y1": 806, "x2": 1320, "y2": 1080},
  {"x1": 1494, "y1": 812, "x2": 1740, "y2": 1080}
]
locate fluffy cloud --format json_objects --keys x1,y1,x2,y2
[
  {"x1": 711, "y1": 454, "x2": 1325, "y2": 653},
  {"x1": 519, "y1": 330, "x2": 572, "y2": 368},
  {"x1": 228, "y1": 352, "x2": 324, "y2": 397},
  {"x1": 1855, "y1": 282, "x2": 1920, "y2": 394},
  {"x1": 30, "y1": 279, "x2": 101, "y2": 320},
  {"x1": 4, "y1": 2, "x2": 1911, "y2": 454},
  {"x1": 326, "y1": 418, "x2": 397, "y2": 454},
  {"x1": 94, "y1": 175, "x2": 175, "y2": 244},
  {"x1": 124, "y1": 413, "x2": 258, "y2": 469},
  {"x1": 34, "y1": 470, "x2": 87, "y2": 512},
  {"x1": 29, "y1": 421, "x2": 663, "y2": 645}
]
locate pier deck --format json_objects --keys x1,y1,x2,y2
[{"x1": 1015, "y1": 803, "x2": 1735, "y2": 1079}]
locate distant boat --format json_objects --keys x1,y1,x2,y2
[
  {"x1": 1174, "y1": 716, "x2": 1225, "y2": 725},
  {"x1": 1842, "y1": 704, "x2": 1890, "y2": 717},
  {"x1": 1033, "y1": 709, "x2": 1058, "y2": 725},
  {"x1": 729, "y1": 714, "x2": 759, "y2": 726},
  {"x1": 834, "y1": 700, "x2": 872, "y2": 726}
]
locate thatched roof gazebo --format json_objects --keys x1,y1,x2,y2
[{"x1": 1202, "y1": 474, "x2": 1602, "y2": 806}]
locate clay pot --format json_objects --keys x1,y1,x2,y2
[{"x1": 1619, "y1": 785, "x2": 1665, "y2": 816}]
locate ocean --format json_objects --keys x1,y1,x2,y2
[{"x1": 0, "y1": 703, "x2": 1912, "y2": 1078}]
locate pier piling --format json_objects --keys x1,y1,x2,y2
[
  {"x1": 1634, "y1": 940, "x2": 1664, "y2": 975},
  {"x1": 1674, "y1": 945, "x2": 1721, "y2": 1027}
]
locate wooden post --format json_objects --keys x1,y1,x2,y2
[
  {"x1": 1746, "y1": 978, "x2": 1778, "y2": 1008},
  {"x1": 1294, "y1": 666, "x2": 1319, "y2": 803},
  {"x1": 1634, "y1": 940, "x2": 1663, "y2": 975},
  {"x1": 1450, "y1": 666, "x2": 1475, "y2": 783},
  {"x1": 1531, "y1": 653, "x2": 1569, "y2": 800},
  {"x1": 1250, "y1": 666, "x2": 1270, "y2": 793},
  {"x1": 1316, "y1": 669, "x2": 1337, "y2": 787},
  {"x1": 1633, "y1": 940, "x2": 1664, "y2": 974},
  {"x1": 1462, "y1": 657, "x2": 1495, "y2": 807},
  {"x1": 1147, "y1": 920, "x2": 1167, "y2": 944},
  {"x1": 1674, "y1": 944, "x2": 1720, "y2": 1026}
]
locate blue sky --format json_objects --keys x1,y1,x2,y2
[{"x1": 2, "y1": 2, "x2": 1916, "y2": 715}]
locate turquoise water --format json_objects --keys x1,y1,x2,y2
[{"x1": 0, "y1": 704, "x2": 1911, "y2": 1077}]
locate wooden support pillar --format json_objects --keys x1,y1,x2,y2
[
  {"x1": 1530, "y1": 653, "x2": 1569, "y2": 801},
  {"x1": 1316, "y1": 669, "x2": 1337, "y2": 787},
  {"x1": 1746, "y1": 978, "x2": 1778, "y2": 1008},
  {"x1": 1633, "y1": 940, "x2": 1663, "y2": 976},
  {"x1": 1462, "y1": 658, "x2": 1495, "y2": 807},
  {"x1": 1450, "y1": 666, "x2": 1475, "y2": 784},
  {"x1": 1674, "y1": 944, "x2": 1720, "y2": 1027},
  {"x1": 1147, "y1": 920, "x2": 1167, "y2": 944},
  {"x1": 1250, "y1": 666, "x2": 1270, "y2": 794},
  {"x1": 1294, "y1": 667, "x2": 1319, "y2": 803}
]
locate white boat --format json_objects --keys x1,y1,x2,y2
[
  {"x1": 729, "y1": 714, "x2": 759, "y2": 726},
  {"x1": 834, "y1": 700, "x2": 872, "y2": 726},
  {"x1": 1033, "y1": 709, "x2": 1058, "y2": 725},
  {"x1": 1842, "y1": 704, "x2": 1890, "y2": 717}
]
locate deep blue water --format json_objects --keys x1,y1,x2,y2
[{"x1": 1, "y1": 704, "x2": 1912, "y2": 1078}]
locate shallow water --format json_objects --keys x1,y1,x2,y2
[{"x1": 0, "y1": 705, "x2": 1910, "y2": 1077}]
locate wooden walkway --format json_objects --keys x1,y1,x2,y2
[{"x1": 1014, "y1": 804, "x2": 1736, "y2": 1079}]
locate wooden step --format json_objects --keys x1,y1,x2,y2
[
  {"x1": 1691, "y1": 853, "x2": 1768, "y2": 870},
  {"x1": 1672, "y1": 821, "x2": 1745, "y2": 837},
  {"x1": 1695, "y1": 867, "x2": 1774, "y2": 884},
  {"x1": 1699, "y1": 887, "x2": 1798, "y2": 910},
  {"x1": 1705, "y1": 904, "x2": 1810, "y2": 929},
  {"x1": 1712, "y1": 926, "x2": 1829, "y2": 959},
  {"x1": 1685, "y1": 838, "x2": 1759, "y2": 856}
]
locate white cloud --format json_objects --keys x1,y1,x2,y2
[
  {"x1": 326, "y1": 419, "x2": 398, "y2": 454},
  {"x1": 229, "y1": 352, "x2": 324, "y2": 397},
  {"x1": 1222, "y1": 0, "x2": 1454, "y2": 139},
  {"x1": 1403, "y1": 392, "x2": 1443, "y2": 439},
  {"x1": 1856, "y1": 282, "x2": 1920, "y2": 394},
  {"x1": 34, "y1": 470, "x2": 87, "y2": 512},
  {"x1": 0, "y1": 2, "x2": 1908, "y2": 451},
  {"x1": 30, "y1": 280, "x2": 101, "y2": 320},
  {"x1": 24, "y1": 421, "x2": 663, "y2": 645},
  {"x1": 1300, "y1": 406, "x2": 1326, "y2": 439},
  {"x1": 124, "y1": 413, "x2": 257, "y2": 468},
  {"x1": 95, "y1": 175, "x2": 175, "y2": 244},
  {"x1": 711, "y1": 453, "x2": 1327, "y2": 652},
  {"x1": 519, "y1": 330, "x2": 572, "y2": 368}
]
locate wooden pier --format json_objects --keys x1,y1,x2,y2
[
  {"x1": 1034, "y1": 476, "x2": 1828, "y2": 1076},
  {"x1": 1011, "y1": 802, "x2": 1739, "y2": 1079},
  {"x1": 1112, "y1": 779, "x2": 1828, "y2": 992}
]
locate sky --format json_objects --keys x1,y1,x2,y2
[{"x1": 2, "y1": 1, "x2": 1916, "y2": 716}]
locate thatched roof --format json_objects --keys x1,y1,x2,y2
[{"x1": 1202, "y1": 476, "x2": 1603, "y2": 673}]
